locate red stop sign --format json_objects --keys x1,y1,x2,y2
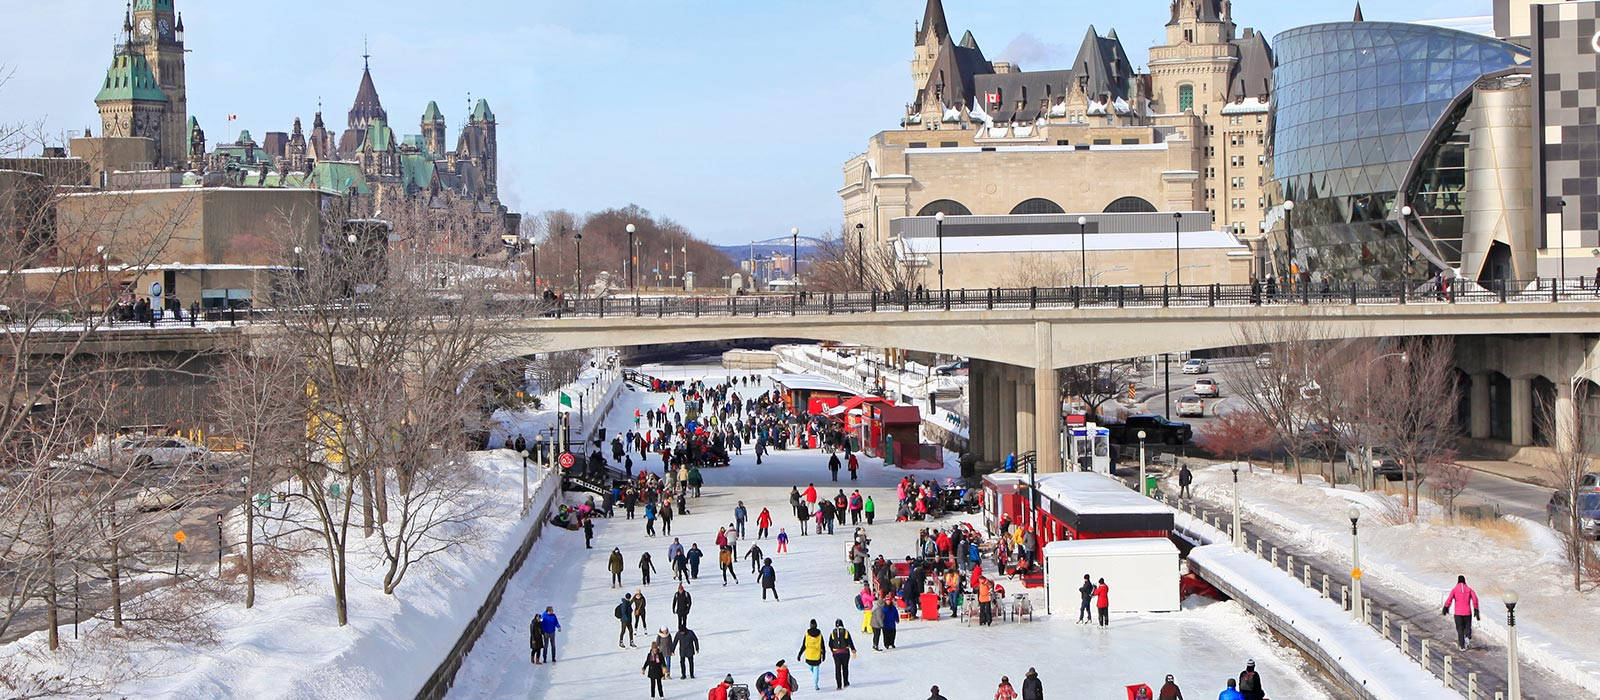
[{"x1": 558, "y1": 452, "x2": 576, "y2": 469}]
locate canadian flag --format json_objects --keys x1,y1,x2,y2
[
  {"x1": 986, "y1": 93, "x2": 999, "y2": 104},
  {"x1": 227, "y1": 114, "x2": 238, "y2": 122}
]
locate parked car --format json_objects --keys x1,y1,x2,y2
[
  {"x1": 934, "y1": 360, "x2": 969, "y2": 376},
  {"x1": 1176, "y1": 394, "x2": 1205, "y2": 417},
  {"x1": 114, "y1": 435, "x2": 208, "y2": 468},
  {"x1": 1547, "y1": 490, "x2": 1600, "y2": 539},
  {"x1": 1109, "y1": 414, "x2": 1193, "y2": 445},
  {"x1": 1192, "y1": 378, "x2": 1220, "y2": 397},
  {"x1": 1582, "y1": 472, "x2": 1600, "y2": 491},
  {"x1": 1255, "y1": 352, "x2": 1274, "y2": 369},
  {"x1": 1182, "y1": 358, "x2": 1209, "y2": 374}
]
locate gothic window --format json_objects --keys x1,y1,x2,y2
[{"x1": 1178, "y1": 84, "x2": 1194, "y2": 112}]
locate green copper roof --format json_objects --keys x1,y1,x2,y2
[
  {"x1": 422, "y1": 101, "x2": 443, "y2": 123},
  {"x1": 95, "y1": 51, "x2": 167, "y2": 103},
  {"x1": 471, "y1": 98, "x2": 495, "y2": 123},
  {"x1": 362, "y1": 118, "x2": 394, "y2": 152},
  {"x1": 237, "y1": 130, "x2": 254, "y2": 143},
  {"x1": 134, "y1": 0, "x2": 175, "y2": 10},
  {"x1": 312, "y1": 161, "x2": 370, "y2": 195},
  {"x1": 400, "y1": 153, "x2": 435, "y2": 192}
]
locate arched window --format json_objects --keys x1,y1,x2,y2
[
  {"x1": 1103, "y1": 196, "x2": 1158, "y2": 213},
  {"x1": 1178, "y1": 84, "x2": 1194, "y2": 113},
  {"x1": 917, "y1": 199, "x2": 972, "y2": 216},
  {"x1": 1010, "y1": 198, "x2": 1065, "y2": 215}
]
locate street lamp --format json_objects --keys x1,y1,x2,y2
[
  {"x1": 519, "y1": 449, "x2": 530, "y2": 516},
  {"x1": 1506, "y1": 591, "x2": 1521, "y2": 700},
  {"x1": 625, "y1": 223, "x2": 637, "y2": 290},
  {"x1": 1164, "y1": 264, "x2": 1209, "y2": 286},
  {"x1": 1282, "y1": 200, "x2": 1296, "y2": 271},
  {"x1": 1348, "y1": 506, "x2": 1363, "y2": 622},
  {"x1": 1088, "y1": 265, "x2": 1129, "y2": 285},
  {"x1": 1232, "y1": 464, "x2": 1243, "y2": 547},
  {"x1": 1172, "y1": 212, "x2": 1183, "y2": 288},
  {"x1": 854, "y1": 223, "x2": 866, "y2": 289},
  {"x1": 574, "y1": 230, "x2": 584, "y2": 294},
  {"x1": 790, "y1": 227, "x2": 800, "y2": 289},
  {"x1": 934, "y1": 212, "x2": 946, "y2": 292},
  {"x1": 1559, "y1": 199, "x2": 1568, "y2": 289},
  {"x1": 1077, "y1": 216, "x2": 1089, "y2": 286},
  {"x1": 1137, "y1": 430, "x2": 1148, "y2": 498}
]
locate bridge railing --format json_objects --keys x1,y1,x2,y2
[{"x1": 542, "y1": 277, "x2": 1600, "y2": 318}]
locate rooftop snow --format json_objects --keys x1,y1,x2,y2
[{"x1": 1033, "y1": 471, "x2": 1173, "y2": 516}]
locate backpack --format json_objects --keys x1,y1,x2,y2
[{"x1": 614, "y1": 603, "x2": 626, "y2": 620}]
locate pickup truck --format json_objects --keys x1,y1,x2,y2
[{"x1": 1108, "y1": 414, "x2": 1193, "y2": 445}]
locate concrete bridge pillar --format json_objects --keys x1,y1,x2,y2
[
  {"x1": 999, "y1": 374, "x2": 1019, "y2": 462},
  {"x1": 1510, "y1": 376, "x2": 1534, "y2": 446},
  {"x1": 1015, "y1": 367, "x2": 1035, "y2": 459},
  {"x1": 967, "y1": 361, "x2": 988, "y2": 463},
  {"x1": 1034, "y1": 322, "x2": 1062, "y2": 473},
  {"x1": 1554, "y1": 379, "x2": 1577, "y2": 452},
  {"x1": 982, "y1": 363, "x2": 1003, "y2": 463},
  {"x1": 1469, "y1": 372, "x2": 1491, "y2": 440}
]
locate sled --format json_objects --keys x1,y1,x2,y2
[{"x1": 1125, "y1": 683, "x2": 1154, "y2": 700}]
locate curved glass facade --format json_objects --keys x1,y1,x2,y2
[{"x1": 1269, "y1": 22, "x2": 1528, "y2": 279}]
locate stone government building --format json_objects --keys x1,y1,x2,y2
[{"x1": 841, "y1": 0, "x2": 1273, "y2": 287}]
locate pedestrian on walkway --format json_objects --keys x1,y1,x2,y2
[
  {"x1": 672, "y1": 584, "x2": 692, "y2": 628},
  {"x1": 639, "y1": 552, "x2": 656, "y2": 585},
  {"x1": 746, "y1": 542, "x2": 764, "y2": 573},
  {"x1": 1157, "y1": 674, "x2": 1183, "y2": 699},
  {"x1": 927, "y1": 685, "x2": 948, "y2": 700},
  {"x1": 1218, "y1": 678, "x2": 1243, "y2": 700},
  {"x1": 1178, "y1": 464, "x2": 1193, "y2": 499},
  {"x1": 797, "y1": 619, "x2": 826, "y2": 691},
  {"x1": 864, "y1": 496, "x2": 876, "y2": 524},
  {"x1": 661, "y1": 498, "x2": 675, "y2": 535},
  {"x1": 760, "y1": 557, "x2": 779, "y2": 600},
  {"x1": 675, "y1": 623, "x2": 699, "y2": 679},
  {"x1": 1021, "y1": 667, "x2": 1043, "y2": 700},
  {"x1": 848, "y1": 453, "x2": 859, "y2": 480},
  {"x1": 655, "y1": 628, "x2": 676, "y2": 678},
  {"x1": 1077, "y1": 574, "x2": 1094, "y2": 624},
  {"x1": 609, "y1": 548, "x2": 625, "y2": 588},
  {"x1": 644, "y1": 501, "x2": 657, "y2": 536},
  {"x1": 1236, "y1": 660, "x2": 1264, "y2": 700},
  {"x1": 879, "y1": 598, "x2": 898, "y2": 649},
  {"x1": 529, "y1": 613, "x2": 544, "y2": 665},
  {"x1": 641, "y1": 643, "x2": 667, "y2": 698},
  {"x1": 582, "y1": 516, "x2": 594, "y2": 549},
  {"x1": 616, "y1": 594, "x2": 636, "y2": 648},
  {"x1": 1094, "y1": 578, "x2": 1110, "y2": 627},
  {"x1": 538, "y1": 606, "x2": 560, "y2": 662},
  {"x1": 828, "y1": 618, "x2": 857, "y2": 689},
  {"x1": 687, "y1": 543, "x2": 704, "y2": 579},
  {"x1": 828, "y1": 453, "x2": 841, "y2": 481},
  {"x1": 632, "y1": 589, "x2": 648, "y2": 631},
  {"x1": 757, "y1": 507, "x2": 773, "y2": 539},
  {"x1": 735, "y1": 501, "x2": 749, "y2": 538},
  {"x1": 994, "y1": 675, "x2": 1018, "y2": 700},
  {"x1": 777, "y1": 528, "x2": 789, "y2": 553},
  {"x1": 1442, "y1": 574, "x2": 1481, "y2": 650},
  {"x1": 977, "y1": 577, "x2": 994, "y2": 625}
]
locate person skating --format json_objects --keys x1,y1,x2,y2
[
  {"x1": 757, "y1": 507, "x2": 773, "y2": 539},
  {"x1": 615, "y1": 594, "x2": 637, "y2": 648},
  {"x1": 828, "y1": 618, "x2": 857, "y2": 689},
  {"x1": 760, "y1": 557, "x2": 779, "y2": 600},
  {"x1": 632, "y1": 589, "x2": 648, "y2": 631},
  {"x1": 1022, "y1": 667, "x2": 1043, "y2": 700},
  {"x1": 735, "y1": 501, "x2": 749, "y2": 538},
  {"x1": 994, "y1": 675, "x2": 1019, "y2": 700},
  {"x1": 640, "y1": 551, "x2": 657, "y2": 585},
  {"x1": 582, "y1": 516, "x2": 594, "y2": 549},
  {"x1": 1442, "y1": 574, "x2": 1480, "y2": 650},
  {"x1": 687, "y1": 543, "x2": 704, "y2": 579},
  {"x1": 641, "y1": 642, "x2": 667, "y2": 698},
  {"x1": 847, "y1": 452, "x2": 859, "y2": 480},
  {"x1": 878, "y1": 598, "x2": 898, "y2": 649},
  {"x1": 655, "y1": 627, "x2": 676, "y2": 678},
  {"x1": 536, "y1": 606, "x2": 560, "y2": 662},
  {"x1": 1094, "y1": 578, "x2": 1110, "y2": 627},
  {"x1": 1158, "y1": 674, "x2": 1183, "y2": 699},
  {"x1": 662, "y1": 497, "x2": 675, "y2": 535},
  {"x1": 833, "y1": 491, "x2": 847, "y2": 526},
  {"x1": 644, "y1": 500, "x2": 657, "y2": 536},
  {"x1": 863, "y1": 495, "x2": 875, "y2": 524},
  {"x1": 746, "y1": 542, "x2": 765, "y2": 574},
  {"x1": 675, "y1": 623, "x2": 700, "y2": 679},
  {"x1": 1236, "y1": 660, "x2": 1264, "y2": 700},
  {"x1": 797, "y1": 619, "x2": 826, "y2": 690},
  {"x1": 1217, "y1": 678, "x2": 1243, "y2": 700},
  {"x1": 926, "y1": 685, "x2": 949, "y2": 700},
  {"x1": 1077, "y1": 574, "x2": 1094, "y2": 624},
  {"x1": 796, "y1": 500, "x2": 810, "y2": 536},
  {"x1": 718, "y1": 545, "x2": 739, "y2": 585},
  {"x1": 776, "y1": 528, "x2": 789, "y2": 554},
  {"x1": 673, "y1": 584, "x2": 692, "y2": 628},
  {"x1": 828, "y1": 453, "x2": 841, "y2": 481},
  {"x1": 609, "y1": 548, "x2": 625, "y2": 588}
]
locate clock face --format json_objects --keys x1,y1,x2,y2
[{"x1": 137, "y1": 17, "x2": 152, "y2": 37}]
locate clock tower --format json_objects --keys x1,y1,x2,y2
[{"x1": 129, "y1": 0, "x2": 187, "y2": 168}]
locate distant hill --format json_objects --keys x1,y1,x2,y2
[{"x1": 713, "y1": 237, "x2": 826, "y2": 267}]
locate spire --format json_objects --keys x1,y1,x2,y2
[
  {"x1": 918, "y1": 0, "x2": 949, "y2": 44},
  {"x1": 292, "y1": 117, "x2": 303, "y2": 135},
  {"x1": 347, "y1": 56, "x2": 387, "y2": 130},
  {"x1": 362, "y1": 35, "x2": 370, "y2": 69},
  {"x1": 1352, "y1": 2, "x2": 1364, "y2": 21},
  {"x1": 423, "y1": 100, "x2": 444, "y2": 123}
]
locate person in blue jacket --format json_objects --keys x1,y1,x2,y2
[
  {"x1": 537, "y1": 606, "x2": 561, "y2": 662},
  {"x1": 1217, "y1": 678, "x2": 1243, "y2": 700}
]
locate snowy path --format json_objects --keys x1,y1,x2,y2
[{"x1": 447, "y1": 366, "x2": 1334, "y2": 700}]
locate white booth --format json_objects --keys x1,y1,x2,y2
[
  {"x1": 1043, "y1": 537, "x2": 1180, "y2": 614},
  {"x1": 1067, "y1": 423, "x2": 1112, "y2": 473}
]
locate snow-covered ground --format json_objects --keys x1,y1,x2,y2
[
  {"x1": 1176, "y1": 462, "x2": 1600, "y2": 694},
  {"x1": 448, "y1": 365, "x2": 1333, "y2": 700}
]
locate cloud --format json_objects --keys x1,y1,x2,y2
[{"x1": 996, "y1": 33, "x2": 1072, "y2": 69}]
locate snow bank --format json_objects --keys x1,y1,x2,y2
[{"x1": 1188, "y1": 545, "x2": 1459, "y2": 700}]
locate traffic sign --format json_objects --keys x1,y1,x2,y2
[
  {"x1": 558, "y1": 452, "x2": 576, "y2": 469},
  {"x1": 1350, "y1": 567, "x2": 1362, "y2": 580},
  {"x1": 174, "y1": 530, "x2": 187, "y2": 544}
]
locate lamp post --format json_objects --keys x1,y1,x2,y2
[
  {"x1": 1232, "y1": 464, "x2": 1243, "y2": 547},
  {"x1": 519, "y1": 450, "x2": 530, "y2": 516},
  {"x1": 790, "y1": 227, "x2": 800, "y2": 289},
  {"x1": 1282, "y1": 200, "x2": 1295, "y2": 274},
  {"x1": 1348, "y1": 506, "x2": 1363, "y2": 621},
  {"x1": 1077, "y1": 216, "x2": 1088, "y2": 286},
  {"x1": 1137, "y1": 430, "x2": 1147, "y2": 497},
  {"x1": 625, "y1": 223, "x2": 637, "y2": 290},
  {"x1": 1172, "y1": 212, "x2": 1183, "y2": 288},
  {"x1": 934, "y1": 212, "x2": 946, "y2": 292},
  {"x1": 574, "y1": 231, "x2": 584, "y2": 295},
  {"x1": 1164, "y1": 264, "x2": 1209, "y2": 286},
  {"x1": 1506, "y1": 591, "x2": 1521, "y2": 700},
  {"x1": 854, "y1": 222, "x2": 866, "y2": 288},
  {"x1": 1559, "y1": 199, "x2": 1568, "y2": 289}
]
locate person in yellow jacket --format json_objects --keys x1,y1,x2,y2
[{"x1": 797, "y1": 619, "x2": 827, "y2": 691}]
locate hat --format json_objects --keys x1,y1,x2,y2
[
  {"x1": 1246, "y1": 659, "x2": 1255, "y2": 667},
  {"x1": 724, "y1": 674, "x2": 735, "y2": 683},
  {"x1": 1165, "y1": 675, "x2": 1174, "y2": 681}
]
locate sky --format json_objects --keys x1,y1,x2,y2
[{"x1": 7, "y1": 0, "x2": 1490, "y2": 244}]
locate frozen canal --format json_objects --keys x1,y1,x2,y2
[{"x1": 448, "y1": 363, "x2": 1333, "y2": 699}]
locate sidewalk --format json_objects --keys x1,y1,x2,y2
[{"x1": 1458, "y1": 458, "x2": 1557, "y2": 489}]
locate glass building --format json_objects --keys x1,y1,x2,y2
[{"x1": 1268, "y1": 22, "x2": 1529, "y2": 280}]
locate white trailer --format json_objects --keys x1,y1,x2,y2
[{"x1": 1043, "y1": 537, "x2": 1180, "y2": 615}]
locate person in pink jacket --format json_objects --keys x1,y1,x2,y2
[{"x1": 1442, "y1": 574, "x2": 1480, "y2": 650}]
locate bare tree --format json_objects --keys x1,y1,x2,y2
[
  {"x1": 211, "y1": 345, "x2": 300, "y2": 608},
  {"x1": 1059, "y1": 361, "x2": 1141, "y2": 423},
  {"x1": 1365, "y1": 337, "x2": 1459, "y2": 518},
  {"x1": 1007, "y1": 256, "x2": 1079, "y2": 289},
  {"x1": 806, "y1": 228, "x2": 923, "y2": 293},
  {"x1": 1233, "y1": 323, "x2": 1323, "y2": 484},
  {"x1": 1541, "y1": 380, "x2": 1598, "y2": 591},
  {"x1": 1195, "y1": 409, "x2": 1276, "y2": 468}
]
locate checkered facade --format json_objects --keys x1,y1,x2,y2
[{"x1": 1534, "y1": 0, "x2": 1600, "y2": 248}]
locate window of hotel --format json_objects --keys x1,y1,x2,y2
[
  {"x1": 917, "y1": 199, "x2": 971, "y2": 216},
  {"x1": 1178, "y1": 84, "x2": 1194, "y2": 112},
  {"x1": 1010, "y1": 198, "x2": 1065, "y2": 215},
  {"x1": 1104, "y1": 196, "x2": 1158, "y2": 213}
]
